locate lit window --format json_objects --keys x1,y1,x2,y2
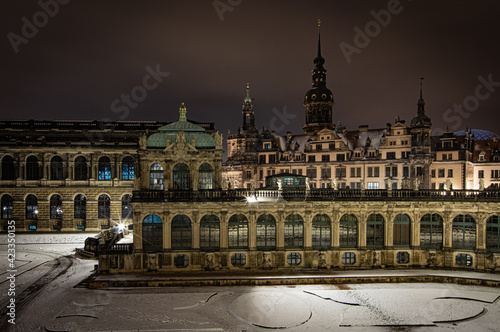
[
  {"x1": 150, "y1": 163, "x2": 164, "y2": 190},
  {"x1": 284, "y1": 214, "x2": 304, "y2": 248},
  {"x1": 452, "y1": 214, "x2": 476, "y2": 249},
  {"x1": 25, "y1": 194, "x2": 38, "y2": 219},
  {"x1": 340, "y1": 214, "x2": 358, "y2": 248},
  {"x1": 312, "y1": 214, "x2": 331, "y2": 249},
  {"x1": 121, "y1": 194, "x2": 132, "y2": 219},
  {"x1": 200, "y1": 214, "x2": 220, "y2": 250},
  {"x1": 256, "y1": 214, "x2": 276, "y2": 249},
  {"x1": 121, "y1": 156, "x2": 135, "y2": 180},
  {"x1": 98, "y1": 157, "x2": 111, "y2": 181},
  {"x1": 228, "y1": 214, "x2": 248, "y2": 249},
  {"x1": 420, "y1": 214, "x2": 443, "y2": 249}
]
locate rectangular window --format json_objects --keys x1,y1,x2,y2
[
  {"x1": 245, "y1": 170, "x2": 252, "y2": 179},
  {"x1": 448, "y1": 169, "x2": 453, "y2": 178},
  {"x1": 316, "y1": 144, "x2": 322, "y2": 151},
  {"x1": 367, "y1": 182, "x2": 379, "y2": 189},
  {"x1": 401, "y1": 151, "x2": 409, "y2": 159},
  {"x1": 385, "y1": 166, "x2": 391, "y2": 178},
  {"x1": 350, "y1": 182, "x2": 361, "y2": 189},
  {"x1": 478, "y1": 170, "x2": 484, "y2": 178},
  {"x1": 492, "y1": 170, "x2": 500, "y2": 178},
  {"x1": 268, "y1": 155, "x2": 276, "y2": 164},
  {"x1": 306, "y1": 168, "x2": 317, "y2": 179},
  {"x1": 416, "y1": 167, "x2": 423, "y2": 176},
  {"x1": 387, "y1": 152, "x2": 396, "y2": 159},
  {"x1": 392, "y1": 166, "x2": 398, "y2": 177},
  {"x1": 298, "y1": 169, "x2": 303, "y2": 175},
  {"x1": 308, "y1": 155, "x2": 316, "y2": 162},
  {"x1": 350, "y1": 167, "x2": 361, "y2": 178},
  {"x1": 368, "y1": 167, "x2": 379, "y2": 177},
  {"x1": 431, "y1": 169, "x2": 436, "y2": 178},
  {"x1": 329, "y1": 143, "x2": 335, "y2": 150},
  {"x1": 321, "y1": 168, "x2": 331, "y2": 179},
  {"x1": 336, "y1": 154, "x2": 345, "y2": 161},
  {"x1": 264, "y1": 143, "x2": 271, "y2": 149},
  {"x1": 259, "y1": 155, "x2": 266, "y2": 164},
  {"x1": 438, "y1": 169, "x2": 445, "y2": 178},
  {"x1": 403, "y1": 166, "x2": 409, "y2": 177},
  {"x1": 322, "y1": 154, "x2": 330, "y2": 162},
  {"x1": 335, "y1": 167, "x2": 346, "y2": 178}
]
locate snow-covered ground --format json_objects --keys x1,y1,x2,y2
[{"x1": 2, "y1": 234, "x2": 500, "y2": 331}]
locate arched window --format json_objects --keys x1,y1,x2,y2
[
  {"x1": 74, "y1": 194, "x2": 86, "y2": 219},
  {"x1": 2, "y1": 156, "x2": 15, "y2": 180},
  {"x1": 74, "y1": 156, "x2": 88, "y2": 180},
  {"x1": 50, "y1": 194, "x2": 63, "y2": 219},
  {"x1": 26, "y1": 194, "x2": 38, "y2": 219},
  {"x1": 257, "y1": 214, "x2": 276, "y2": 249},
  {"x1": 98, "y1": 194, "x2": 110, "y2": 219},
  {"x1": 312, "y1": 214, "x2": 331, "y2": 249},
  {"x1": 150, "y1": 163, "x2": 163, "y2": 190},
  {"x1": 367, "y1": 214, "x2": 385, "y2": 248},
  {"x1": 199, "y1": 163, "x2": 213, "y2": 190},
  {"x1": 121, "y1": 194, "x2": 132, "y2": 219},
  {"x1": 142, "y1": 215, "x2": 163, "y2": 252},
  {"x1": 171, "y1": 215, "x2": 192, "y2": 250},
  {"x1": 173, "y1": 163, "x2": 190, "y2": 190},
  {"x1": 26, "y1": 156, "x2": 40, "y2": 180},
  {"x1": 340, "y1": 214, "x2": 358, "y2": 248},
  {"x1": 486, "y1": 216, "x2": 500, "y2": 252},
  {"x1": 1, "y1": 195, "x2": 13, "y2": 219},
  {"x1": 420, "y1": 214, "x2": 443, "y2": 248},
  {"x1": 121, "y1": 156, "x2": 135, "y2": 180},
  {"x1": 200, "y1": 214, "x2": 220, "y2": 250},
  {"x1": 228, "y1": 214, "x2": 248, "y2": 248},
  {"x1": 285, "y1": 214, "x2": 304, "y2": 248},
  {"x1": 393, "y1": 214, "x2": 411, "y2": 247},
  {"x1": 50, "y1": 156, "x2": 64, "y2": 180},
  {"x1": 452, "y1": 214, "x2": 476, "y2": 249},
  {"x1": 98, "y1": 156, "x2": 111, "y2": 181}
]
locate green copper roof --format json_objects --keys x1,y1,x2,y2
[{"x1": 146, "y1": 103, "x2": 216, "y2": 148}]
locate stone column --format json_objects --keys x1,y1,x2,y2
[
  {"x1": 303, "y1": 210, "x2": 312, "y2": 250},
  {"x1": 276, "y1": 210, "x2": 284, "y2": 250},
  {"x1": 476, "y1": 213, "x2": 486, "y2": 250},
  {"x1": 359, "y1": 212, "x2": 367, "y2": 248},
  {"x1": 248, "y1": 211, "x2": 256, "y2": 250},
  {"x1": 192, "y1": 213, "x2": 200, "y2": 250},
  {"x1": 443, "y1": 213, "x2": 452, "y2": 249},
  {"x1": 220, "y1": 211, "x2": 228, "y2": 249},
  {"x1": 164, "y1": 211, "x2": 170, "y2": 250}
]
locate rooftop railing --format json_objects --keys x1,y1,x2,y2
[{"x1": 132, "y1": 188, "x2": 500, "y2": 203}]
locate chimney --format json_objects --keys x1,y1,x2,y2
[{"x1": 359, "y1": 125, "x2": 368, "y2": 132}]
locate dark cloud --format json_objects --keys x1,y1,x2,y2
[{"x1": 2, "y1": 0, "x2": 500, "y2": 139}]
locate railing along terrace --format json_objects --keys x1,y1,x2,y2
[
  {"x1": 99, "y1": 243, "x2": 134, "y2": 254},
  {"x1": 131, "y1": 189, "x2": 500, "y2": 202}
]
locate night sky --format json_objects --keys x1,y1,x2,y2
[{"x1": 2, "y1": 0, "x2": 500, "y2": 145}]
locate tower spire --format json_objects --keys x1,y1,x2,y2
[
  {"x1": 317, "y1": 19, "x2": 322, "y2": 59},
  {"x1": 418, "y1": 77, "x2": 425, "y2": 114},
  {"x1": 242, "y1": 83, "x2": 255, "y2": 131}
]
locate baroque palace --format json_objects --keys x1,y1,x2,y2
[{"x1": 3, "y1": 28, "x2": 500, "y2": 273}]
